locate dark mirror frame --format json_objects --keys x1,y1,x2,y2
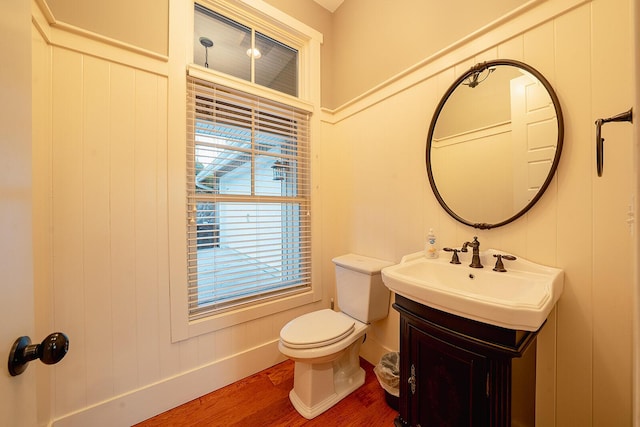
[{"x1": 426, "y1": 59, "x2": 564, "y2": 229}]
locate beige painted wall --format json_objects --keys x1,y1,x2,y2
[
  {"x1": 323, "y1": 0, "x2": 635, "y2": 426},
  {"x1": 30, "y1": 26, "x2": 315, "y2": 426},
  {"x1": 46, "y1": 0, "x2": 169, "y2": 55},
  {"x1": 29, "y1": 0, "x2": 637, "y2": 425},
  {"x1": 32, "y1": 1, "x2": 325, "y2": 424},
  {"x1": 330, "y1": 0, "x2": 529, "y2": 108}
]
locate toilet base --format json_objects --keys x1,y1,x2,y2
[
  {"x1": 287, "y1": 338, "x2": 366, "y2": 419},
  {"x1": 289, "y1": 365, "x2": 365, "y2": 419}
]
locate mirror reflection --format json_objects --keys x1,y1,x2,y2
[{"x1": 427, "y1": 60, "x2": 563, "y2": 229}]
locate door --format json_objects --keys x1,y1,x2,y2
[
  {"x1": 510, "y1": 74, "x2": 558, "y2": 211},
  {"x1": 0, "y1": 1, "x2": 37, "y2": 426}
]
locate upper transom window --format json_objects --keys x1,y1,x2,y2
[{"x1": 194, "y1": 4, "x2": 299, "y2": 97}]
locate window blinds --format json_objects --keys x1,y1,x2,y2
[{"x1": 186, "y1": 76, "x2": 311, "y2": 319}]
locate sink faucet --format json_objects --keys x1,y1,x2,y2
[{"x1": 461, "y1": 236, "x2": 483, "y2": 268}]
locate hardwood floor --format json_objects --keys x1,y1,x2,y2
[{"x1": 135, "y1": 358, "x2": 398, "y2": 427}]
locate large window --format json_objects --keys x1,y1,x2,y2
[{"x1": 186, "y1": 76, "x2": 311, "y2": 319}]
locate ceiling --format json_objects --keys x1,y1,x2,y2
[{"x1": 312, "y1": 0, "x2": 344, "y2": 12}]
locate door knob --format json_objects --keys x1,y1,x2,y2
[{"x1": 8, "y1": 332, "x2": 69, "y2": 376}]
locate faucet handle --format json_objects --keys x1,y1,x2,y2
[
  {"x1": 443, "y1": 248, "x2": 461, "y2": 264},
  {"x1": 493, "y1": 254, "x2": 517, "y2": 272}
]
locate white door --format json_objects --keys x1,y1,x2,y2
[
  {"x1": 0, "y1": 1, "x2": 37, "y2": 426},
  {"x1": 510, "y1": 74, "x2": 558, "y2": 211}
]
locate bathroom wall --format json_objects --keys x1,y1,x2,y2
[
  {"x1": 45, "y1": 0, "x2": 169, "y2": 55},
  {"x1": 329, "y1": 0, "x2": 530, "y2": 109},
  {"x1": 31, "y1": 1, "x2": 325, "y2": 425},
  {"x1": 29, "y1": 0, "x2": 636, "y2": 426},
  {"x1": 321, "y1": 0, "x2": 636, "y2": 426}
]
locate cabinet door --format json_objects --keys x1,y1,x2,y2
[{"x1": 407, "y1": 321, "x2": 489, "y2": 426}]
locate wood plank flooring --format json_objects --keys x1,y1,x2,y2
[{"x1": 135, "y1": 358, "x2": 398, "y2": 426}]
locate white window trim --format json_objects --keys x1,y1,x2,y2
[
  {"x1": 187, "y1": 65, "x2": 314, "y2": 113},
  {"x1": 168, "y1": 0, "x2": 323, "y2": 342}
]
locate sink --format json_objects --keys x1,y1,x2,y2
[{"x1": 381, "y1": 249, "x2": 563, "y2": 331}]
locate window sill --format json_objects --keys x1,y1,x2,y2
[{"x1": 187, "y1": 290, "x2": 319, "y2": 339}]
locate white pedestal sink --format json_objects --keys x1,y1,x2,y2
[{"x1": 381, "y1": 249, "x2": 564, "y2": 331}]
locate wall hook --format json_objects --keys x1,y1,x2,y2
[{"x1": 595, "y1": 108, "x2": 633, "y2": 176}]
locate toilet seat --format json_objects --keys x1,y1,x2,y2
[{"x1": 280, "y1": 309, "x2": 355, "y2": 349}]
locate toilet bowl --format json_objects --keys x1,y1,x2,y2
[
  {"x1": 278, "y1": 253, "x2": 394, "y2": 419},
  {"x1": 278, "y1": 309, "x2": 368, "y2": 419}
]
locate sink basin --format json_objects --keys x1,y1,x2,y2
[{"x1": 381, "y1": 249, "x2": 563, "y2": 331}]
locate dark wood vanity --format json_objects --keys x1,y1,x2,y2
[{"x1": 393, "y1": 294, "x2": 538, "y2": 427}]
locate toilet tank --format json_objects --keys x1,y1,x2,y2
[{"x1": 332, "y1": 254, "x2": 394, "y2": 323}]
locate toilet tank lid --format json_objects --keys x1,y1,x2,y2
[{"x1": 332, "y1": 253, "x2": 394, "y2": 275}]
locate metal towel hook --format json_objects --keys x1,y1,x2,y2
[{"x1": 595, "y1": 108, "x2": 633, "y2": 177}]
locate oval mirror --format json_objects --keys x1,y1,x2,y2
[{"x1": 426, "y1": 59, "x2": 564, "y2": 229}]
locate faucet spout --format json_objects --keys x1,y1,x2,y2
[{"x1": 462, "y1": 236, "x2": 483, "y2": 268}]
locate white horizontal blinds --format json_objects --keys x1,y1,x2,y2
[{"x1": 187, "y1": 76, "x2": 311, "y2": 319}]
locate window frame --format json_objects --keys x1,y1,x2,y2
[{"x1": 168, "y1": 0, "x2": 323, "y2": 342}]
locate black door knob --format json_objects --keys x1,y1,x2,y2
[{"x1": 8, "y1": 332, "x2": 69, "y2": 376}]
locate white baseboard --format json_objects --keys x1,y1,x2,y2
[
  {"x1": 51, "y1": 340, "x2": 287, "y2": 427},
  {"x1": 51, "y1": 336, "x2": 395, "y2": 427}
]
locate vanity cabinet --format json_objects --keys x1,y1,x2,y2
[{"x1": 393, "y1": 295, "x2": 538, "y2": 427}]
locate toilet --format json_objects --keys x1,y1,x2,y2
[{"x1": 278, "y1": 253, "x2": 394, "y2": 419}]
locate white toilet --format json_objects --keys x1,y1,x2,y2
[{"x1": 278, "y1": 253, "x2": 394, "y2": 419}]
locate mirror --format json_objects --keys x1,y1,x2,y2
[{"x1": 426, "y1": 59, "x2": 564, "y2": 229}]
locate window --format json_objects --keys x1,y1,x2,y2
[
  {"x1": 170, "y1": 0, "x2": 321, "y2": 340},
  {"x1": 186, "y1": 76, "x2": 311, "y2": 320},
  {"x1": 194, "y1": 4, "x2": 298, "y2": 97}
]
